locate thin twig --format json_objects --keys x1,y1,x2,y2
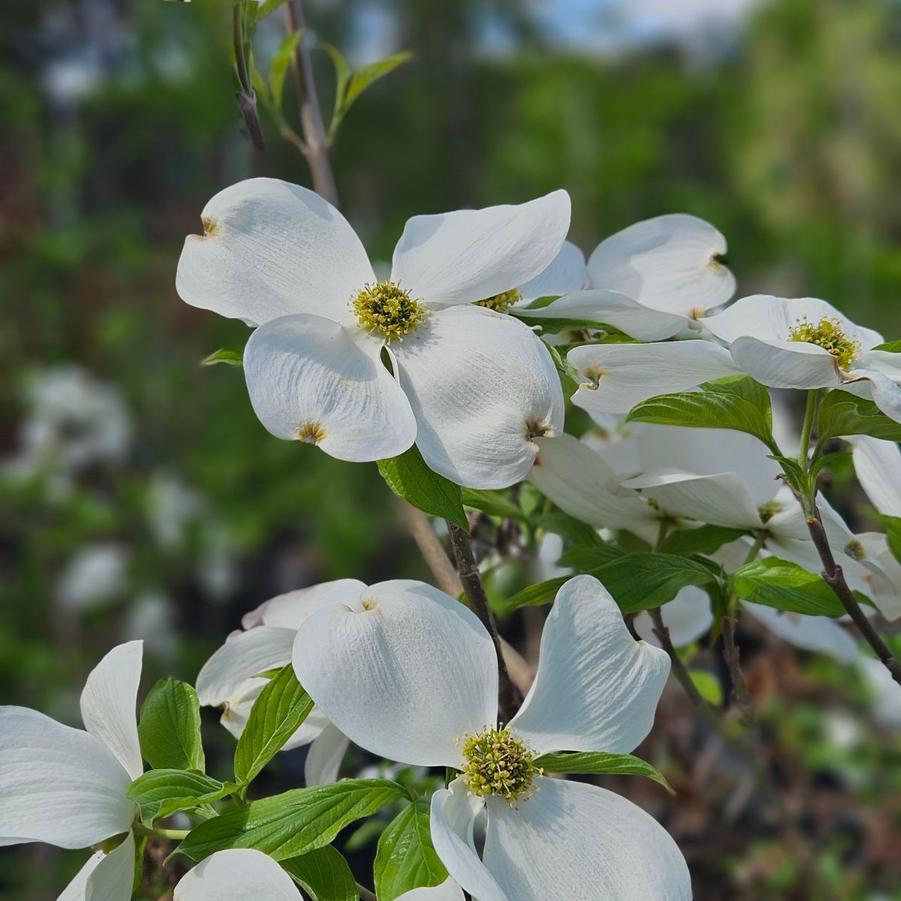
[
  {"x1": 356, "y1": 884, "x2": 377, "y2": 901},
  {"x1": 806, "y1": 509, "x2": 901, "y2": 684},
  {"x1": 397, "y1": 502, "x2": 534, "y2": 692},
  {"x1": 649, "y1": 606, "x2": 705, "y2": 707},
  {"x1": 447, "y1": 521, "x2": 522, "y2": 723},
  {"x1": 721, "y1": 614, "x2": 754, "y2": 725},
  {"x1": 284, "y1": 0, "x2": 339, "y2": 204}
]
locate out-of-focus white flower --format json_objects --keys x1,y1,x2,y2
[
  {"x1": 123, "y1": 591, "x2": 176, "y2": 658},
  {"x1": 197, "y1": 527, "x2": 238, "y2": 600},
  {"x1": 176, "y1": 179, "x2": 570, "y2": 488},
  {"x1": 702, "y1": 296, "x2": 900, "y2": 423},
  {"x1": 857, "y1": 656, "x2": 901, "y2": 729},
  {"x1": 57, "y1": 543, "x2": 129, "y2": 613},
  {"x1": 522, "y1": 214, "x2": 735, "y2": 341},
  {"x1": 292, "y1": 576, "x2": 691, "y2": 901},
  {"x1": 173, "y1": 849, "x2": 465, "y2": 901},
  {"x1": 0, "y1": 643, "x2": 144, "y2": 901},
  {"x1": 146, "y1": 472, "x2": 204, "y2": 550},
  {"x1": 196, "y1": 581, "x2": 362, "y2": 786},
  {"x1": 5, "y1": 367, "x2": 131, "y2": 486}
]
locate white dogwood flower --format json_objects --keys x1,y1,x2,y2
[
  {"x1": 519, "y1": 213, "x2": 735, "y2": 341},
  {"x1": 196, "y1": 581, "x2": 369, "y2": 786},
  {"x1": 0, "y1": 641, "x2": 144, "y2": 901},
  {"x1": 702, "y1": 295, "x2": 901, "y2": 422},
  {"x1": 174, "y1": 848, "x2": 464, "y2": 901},
  {"x1": 176, "y1": 179, "x2": 570, "y2": 488},
  {"x1": 292, "y1": 576, "x2": 691, "y2": 901}
]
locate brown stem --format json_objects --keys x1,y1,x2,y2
[
  {"x1": 806, "y1": 509, "x2": 901, "y2": 684},
  {"x1": 721, "y1": 614, "x2": 754, "y2": 725},
  {"x1": 446, "y1": 521, "x2": 521, "y2": 723},
  {"x1": 356, "y1": 884, "x2": 376, "y2": 901},
  {"x1": 649, "y1": 606, "x2": 705, "y2": 707},
  {"x1": 284, "y1": 0, "x2": 339, "y2": 205}
]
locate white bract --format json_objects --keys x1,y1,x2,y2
[
  {"x1": 176, "y1": 178, "x2": 571, "y2": 488},
  {"x1": 0, "y1": 641, "x2": 144, "y2": 901},
  {"x1": 702, "y1": 295, "x2": 901, "y2": 423},
  {"x1": 173, "y1": 848, "x2": 464, "y2": 901},
  {"x1": 521, "y1": 213, "x2": 735, "y2": 341},
  {"x1": 196, "y1": 580, "x2": 374, "y2": 785},
  {"x1": 292, "y1": 576, "x2": 691, "y2": 901}
]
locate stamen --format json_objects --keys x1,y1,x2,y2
[
  {"x1": 459, "y1": 727, "x2": 538, "y2": 804},
  {"x1": 297, "y1": 421, "x2": 325, "y2": 445},
  {"x1": 351, "y1": 282, "x2": 427, "y2": 341},
  {"x1": 475, "y1": 288, "x2": 523, "y2": 313},
  {"x1": 787, "y1": 316, "x2": 860, "y2": 370}
]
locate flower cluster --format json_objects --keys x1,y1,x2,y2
[{"x1": 2, "y1": 176, "x2": 899, "y2": 901}]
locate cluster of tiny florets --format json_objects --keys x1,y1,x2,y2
[
  {"x1": 351, "y1": 281, "x2": 427, "y2": 341},
  {"x1": 757, "y1": 500, "x2": 782, "y2": 524},
  {"x1": 787, "y1": 316, "x2": 860, "y2": 370},
  {"x1": 475, "y1": 288, "x2": 523, "y2": 313},
  {"x1": 459, "y1": 727, "x2": 538, "y2": 803}
]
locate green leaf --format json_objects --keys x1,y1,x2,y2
[
  {"x1": 201, "y1": 347, "x2": 243, "y2": 367},
  {"x1": 627, "y1": 376, "x2": 775, "y2": 449},
  {"x1": 377, "y1": 446, "x2": 467, "y2": 528},
  {"x1": 344, "y1": 52, "x2": 412, "y2": 109},
  {"x1": 536, "y1": 511, "x2": 606, "y2": 546},
  {"x1": 873, "y1": 340, "x2": 901, "y2": 353},
  {"x1": 504, "y1": 576, "x2": 569, "y2": 610},
  {"x1": 461, "y1": 488, "x2": 526, "y2": 521},
  {"x1": 177, "y1": 779, "x2": 407, "y2": 862},
  {"x1": 270, "y1": 31, "x2": 302, "y2": 110},
  {"x1": 731, "y1": 557, "x2": 849, "y2": 617},
  {"x1": 234, "y1": 665, "x2": 314, "y2": 787},
  {"x1": 817, "y1": 390, "x2": 901, "y2": 442},
  {"x1": 688, "y1": 670, "x2": 723, "y2": 706},
  {"x1": 663, "y1": 525, "x2": 748, "y2": 556},
  {"x1": 556, "y1": 543, "x2": 624, "y2": 570},
  {"x1": 589, "y1": 553, "x2": 717, "y2": 614},
  {"x1": 138, "y1": 679, "x2": 205, "y2": 772},
  {"x1": 252, "y1": 0, "x2": 290, "y2": 20},
  {"x1": 324, "y1": 48, "x2": 411, "y2": 139},
  {"x1": 535, "y1": 752, "x2": 673, "y2": 793},
  {"x1": 127, "y1": 770, "x2": 229, "y2": 824},
  {"x1": 881, "y1": 515, "x2": 901, "y2": 565},
  {"x1": 281, "y1": 847, "x2": 358, "y2": 901},
  {"x1": 374, "y1": 802, "x2": 447, "y2": 901},
  {"x1": 769, "y1": 454, "x2": 811, "y2": 496}
]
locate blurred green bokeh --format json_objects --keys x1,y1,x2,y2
[{"x1": 2, "y1": 0, "x2": 900, "y2": 898}]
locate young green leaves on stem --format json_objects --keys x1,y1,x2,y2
[
  {"x1": 138, "y1": 678, "x2": 205, "y2": 772},
  {"x1": 377, "y1": 446, "x2": 468, "y2": 528},
  {"x1": 374, "y1": 801, "x2": 448, "y2": 900}
]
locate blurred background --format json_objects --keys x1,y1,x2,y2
[{"x1": 2, "y1": 0, "x2": 900, "y2": 897}]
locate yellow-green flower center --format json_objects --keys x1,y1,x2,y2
[
  {"x1": 459, "y1": 727, "x2": 537, "y2": 802},
  {"x1": 351, "y1": 281, "x2": 427, "y2": 341},
  {"x1": 787, "y1": 316, "x2": 860, "y2": 370},
  {"x1": 757, "y1": 501, "x2": 782, "y2": 524},
  {"x1": 475, "y1": 288, "x2": 523, "y2": 313}
]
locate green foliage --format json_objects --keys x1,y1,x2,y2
[
  {"x1": 505, "y1": 553, "x2": 717, "y2": 613},
  {"x1": 127, "y1": 769, "x2": 230, "y2": 824},
  {"x1": 689, "y1": 670, "x2": 724, "y2": 706},
  {"x1": 817, "y1": 391, "x2": 901, "y2": 442},
  {"x1": 462, "y1": 488, "x2": 527, "y2": 521},
  {"x1": 374, "y1": 802, "x2": 448, "y2": 900},
  {"x1": 627, "y1": 376, "x2": 776, "y2": 449},
  {"x1": 138, "y1": 679, "x2": 205, "y2": 772},
  {"x1": 234, "y1": 665, "x2": 314, "y2": 787},
  {"x1": 201, "y1": 347, "x2": 244, "y2": 367},
  {"x1": 281, "y1": 847, "x2": 359, "y2": 901},
  {"x1": 269, "y1": 32, "x2": 303, "y2": 111},
  {"x1": 882, "y1": 515, "x2": 901, "y2": 564},
  {"x1": 377, "y1": 446, "x2": 468, "y2": 528},
  {"x1": 323, "y1": 45, "x2": 412, "y2": 141},
  {"x1": 663, "y1": 525, "x2": 748, "y2": 556},
  {"x1": 178, "y1": 779, "x2": 408, "y2": 862},
  {"x1": 731, "y1": 558, "x2": 849, "y2": 617},
  {"x1": 535, "y1": 752, "x2": 673, "y2": 793}
]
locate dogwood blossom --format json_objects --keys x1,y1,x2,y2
[
  {"x1": 0, "y1": 642, "x2": 143, "y2": 901},
  {"x1": 702, "y1": 295, "x2": 901, "y2": 422},
  {"x1": 292, "y1": 576, "x2": 691, "y2": 900},
  {"x1": 176, "y1": 178, "x2": 570, "y2": 487},
  {"x1": 173, "y1": 848, "x2": 464, "y2": 900},
  {"x1": 196, "y1": 580, "x2": 365, "y2": 786},
  {"x1": 519, "y1": 214, "x2": 735, "y2": 341}
]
